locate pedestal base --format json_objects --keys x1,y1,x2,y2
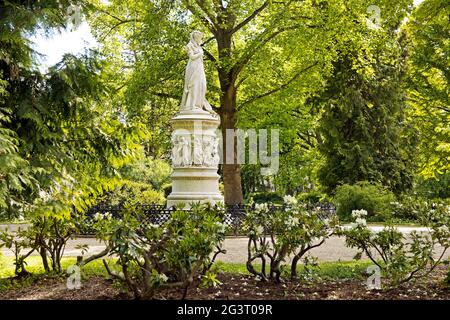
[
  {"x1": 166, "y1": 109, "x2": 224, "y2": 208},
  {"x1": 166, "y1": 167, "x2": 224, "y2": 208}
]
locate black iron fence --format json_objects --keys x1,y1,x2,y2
[{"x1": 83, "y1": 203, "x2": 336, "y2": 236}]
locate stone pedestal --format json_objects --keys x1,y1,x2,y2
[{"x1": 166, "y1": 109, "x2": 224, "y2": 208}]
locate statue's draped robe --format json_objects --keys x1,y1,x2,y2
[{"x1": 181, "y1": 42, "x2": 212, "y2": 111}]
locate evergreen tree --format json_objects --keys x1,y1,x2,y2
[{"x1": 313, "y1": 35, "x2": 416, "y2": 195}]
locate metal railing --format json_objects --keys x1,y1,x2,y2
[{"x1": 83, "y1": 203, "x2": 336, "y2": 236}]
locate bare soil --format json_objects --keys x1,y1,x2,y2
[{"x1": 0, "y1": 266, "x2": 449, "y2": 300}]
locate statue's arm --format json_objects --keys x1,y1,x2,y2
[{"x1": 186, "y1": 45, "x2": 203, "y2": 60}]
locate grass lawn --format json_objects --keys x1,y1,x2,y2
[
  {"x1": 0, "y1": 254, "x2": 374, "y2": 293},
  {"x1": 0, "y1": 255, "x2": 374, "y2": 280}
]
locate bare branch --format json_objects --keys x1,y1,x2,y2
[
  {"x1": 239, "y1": 62, "x2": 318, "y2": 108},
  {"x1": 184, "y1": 0, "x2": 217, "y2": 34},
  {"x1": 194, "y1": 0, "x2": 218, "y2": 23},
  {"x1": 202, "y1": 47, "x2": 218, "y2": 66},
  {"x1": 101, "y1": 19, "x2": 138, "y2": 41},
  {"x1": 231, "y1": 1, "x2": 270, "y2": 34},
  {"x1": 77, "y1": 244, "x2": 111, "y2": 267},
  {"x1": 150, "y1": 91, "x2": 180, "y2": 100}
]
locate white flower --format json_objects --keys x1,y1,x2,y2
[
  {"x1": 94, "y1": 212, "x2": 102, "y2": 221},
  {"x1": 351, "y1": 209, "x2": 368, "y2": 219},
  {"x1": 437, "y1": 225, "x2": 449, "y2": 234},
  {"x1": 102, "y1": 212, "x2": 112, "y2": 220},
  {"x1": 159, "y1": 273, "x2": 168, "y2": 282},
  {"x1": 355, "y1": 217, "x2": 367, "y2": 226},
  {"x1": 286, "y1": 216, "x2": 299, "y2": 228},
  {"x1": 255, "y1": 225, "x2": 264, "y2": 235},
  {"x1": 283, "y1": 195, "x2": 298, "y2": 206},
  {"x1": 255, "y1": 203, "x2": 268, "y2": 213},
  {"x1": 38, "y1": 190, "x2": 50, "y2": 201}
]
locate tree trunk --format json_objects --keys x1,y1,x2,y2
[
  {"x1": 40, "y1": 247, "x2": 50, "y2": 273},
  {"x1": 217, "y1": 30, "x2": 244, "y2": 205}
]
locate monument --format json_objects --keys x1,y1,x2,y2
[{"x1": 166, "y1": 30, "x2": 224, "y2": 208}]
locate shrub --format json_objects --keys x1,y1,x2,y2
[
  {"x1": 297, "y1": 190, "x2": 328, "y2": 204},
  {"x1": 98, "y1": 180, "x2": 165, "y2": 206},
  {"x1": 243, "y1": 195, "x2": 339, "y2": 282},
  {"x1": 0, "y1": 227, "x2": 35, "y2": 276},
  {"x1": 245, "y1": 192, "x2": 284, "y2": 204},
  {"x1": 120, "y1": 157, "x2": 172, "y2": 191},
  {"x1": 0, "y1": 213, "x2": 82, "y2": 275},
  {"x1": 339, "y1": 205, "x2": 450, "y2": 288},
  {"x1": 333, "y1": 182, "x2": 395, "y2": 222},
  {"x1": 391, "y1": 197, "x2": 450, "y2": 222},
  {"x1": 31, "y1": 214, "x2": 81, "y2": 273},
  {"x1": 95, "y1": 203, "x2": 226, "y2": 299}
]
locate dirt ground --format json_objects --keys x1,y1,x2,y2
[{"x1": 1, "y1": 266, "x2": 449, "y2": 300}]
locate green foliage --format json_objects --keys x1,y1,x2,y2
[
  {"x1": 0, "y1": 1, "x2": 142, "y2": 220},
  {"x1": 0, "y1": 227, "x2": 35, "y2": 276},
  {"x1": 390, "y1": 196, "x2": 450, "y2": 222},
  {"x1": 311, "y1": 2, "x2": 417, "y2": 195},
  {"x1": 0, "y1": 212, "x2": 83, "y2": 275},
  {"x1": 245, "y1": 192, "x2": 283, "y2": 204},
  {"x1": 98, "y1": 180, "x2": 165, "y2": 206},
  {"x1": 243, "y1": 196, "x2": 339, "y2": 282},
  {"x1": 333, "y1": 182, "x2": 396, "y2": 222},
  {"x1": 340, "y1": 207, "x2": 450, "y2": 288},
  {"x1": 297, "y1": 190, "x2": 328, "y2": 204},
  {"x1": 119, "y1": 156, "x2": 172, "y2": 192},
  {"x1": 0, "y1": 108, "x2": 37, "y2": 219},
  {"x1": 95, "y1": 203, "x2": 226, "y2": 299},
  {"x1": 414, "y1": 173, "x2": 450, "y2": 199},
  {"x1": 405, "y1": 0, "x2": 450, "y2": 177}
]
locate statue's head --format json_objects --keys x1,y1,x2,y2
[{"x1": 190, "y1": 30, "x2": 203, "y2": 45}]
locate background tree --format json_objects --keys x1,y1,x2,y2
[
  {"x1": 0, "y1": 0, "x2": 141, "y2": 219},
  {"x1": 405, "y1": 0, "x2": 449, "y2": 184},
  {"x1": 89, "y1": 0, "x2": 389, "y2": 204},
  {"x1": 309, "y1": 1, "x2": 416, "y2": 195}
]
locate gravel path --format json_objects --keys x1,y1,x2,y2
[{"x1": 1, "y1": 224, "x2": 448, "y2": 263}]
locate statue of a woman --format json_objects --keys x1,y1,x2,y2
[
  {"x1": 193, "y1": 136, "x2": 203, "y2": 165},
  {"x1": 180, "y1": 30, "x2": 213, "y2": 113},
  {"x1": 180, "y1": 136, "x2": 191, "y2": 166}
]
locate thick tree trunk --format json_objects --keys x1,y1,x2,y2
[
  {"x1": 217, "y1": 31, "x2": 244, "y2": 205},
  {"x1": 220, "y1": 93, "x2": 243, "y2": 204}
]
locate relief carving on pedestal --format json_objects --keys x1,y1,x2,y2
[{"x1": 171, "y1": 134, "x2": 219, "y2": 167}]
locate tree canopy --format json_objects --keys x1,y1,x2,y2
[{"x1": 1, "y1": 0, "x2": 449, "y2": 214}]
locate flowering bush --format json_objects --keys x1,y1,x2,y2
[
  {"x1": 391, "y1": 197, "x2": 450, "y2": 222},
  {"x1": 95, "y1": 203, "x2": 226, "y2": 299},
  {"x1": 340, "y1": 206, "x2": 450, "y2": 288},
  {"x1": 0, "y1": 213, "x2": 82, "y2": 275},
  {"x1": 243, "y1": 195, "x2": 339, "y2": 282}
]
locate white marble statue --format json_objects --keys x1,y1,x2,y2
[
  {"x1": 180, "y1": 30, "x2": 213, "y2": 113},
  {"x1": 180, "y1": 136, "x2": 191, "y2": 166},
  {"x1": 171, "y1": 135, "x2": 182, "y2": 166},
  {"x1": 171, "y1": 135, "x2": 193, "y2": 167}
]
